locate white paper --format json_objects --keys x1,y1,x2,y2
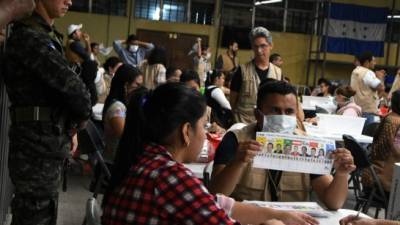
[
  {"x1": 243, "y1": 201, "x2": 331, "y2": 218},
  {"x1": 387, "y1": 163, "x2": 400, "y2": 220},
  {"x1": 254, "y1": 132, "x2": 335, "y2": 175}
]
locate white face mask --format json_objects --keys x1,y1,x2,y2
[
  {"x1": 262, "y1": 115, "x2": 297, "y2": 134},
  {"x1": 129, "y1": 45, "x2": 139, "y2": 52}
]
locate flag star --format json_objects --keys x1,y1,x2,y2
[
  {"x1": 363, "y1": 27, "x2": 368, "y2": 30},
  {"x1": 353, "y1": 28, "x2": 356, "y2": 32},
  {"x1": 342, "y1": 32, "x2": 346, "y2": 36},
  {"x1": 342, "y1": 23, "x2": 346, "y2": 28},
  {"x1": 363, "y1": 35, "x2": 367, "y2": 39}
]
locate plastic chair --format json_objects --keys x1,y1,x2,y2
[
  {"x1": 83, "y1": 197, "x2": 102, "y2": 225},
  {"x1": 343, "y1": 134, "x2": 388, "y2": 218},
  {"x1": 362, "y1": 122, "x2": 380, "y2": 137},
  {"x1": 78, "y1": 120, "x2": 111, "y2": 225},
  {"x1": 202, "y1": 161, "x2": 214, "y2": 188}
]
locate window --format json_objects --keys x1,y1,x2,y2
[
  {"x1": 135, "y1": 0, "x2": 161, "y2": 20},
  {"x1": 69, "y1": 0, "x2": 127, "y2": 16},
  {"x1": 162, "y1": 0, "x2": 187, "y2": 22},
  {"x1": 69, "y1": 0, "x2": 89, "y2": 13},
  {"x1": 254, "y1": 6, "x2": 284, "y2": 32},
  {"x1": 134, "y1": 0, "x2": 215, "y2": 24},
  {"x1": 92, "y1": 0, "x2": 127, "y2": 16},
  {"x1": 190, "y1": 0, "x2": 215, "y2": 25}
]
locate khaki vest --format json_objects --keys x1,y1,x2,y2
[
  {"x1": 230, "y1": 123, "x2": 310, "y2": 201},
  {"x1": 65, "y1": 39, "x2": 84, "y2": 65},
  {"x1": 350, "y1": 66, "x2": 379, "y2": 114},
  {"x1": 390, "y1": 74, "x2": 400, "y2": 95},
  {"x1": 234, "y1": 61, "x2": 282, "y2": 124},
  {"x1": 140, "y1": 61, "x2": 165, "y2": 90},
  {"x1": 220, "y1": 52, "x2": 239, "y2": 74},
  {"x1": 97, "y1": 74, "x2": 112, "y2": 104}
]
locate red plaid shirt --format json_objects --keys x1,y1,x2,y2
[{"x1": 102, "y1": 144, "x2": 240, "y2": 225}]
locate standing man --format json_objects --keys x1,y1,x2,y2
[
  {"x1": 216, "y1": 40, "x2": 239, "y2": 87},
  {"x1": 113, "y1": 34, "x2": 154, "y2": 67},
  {"x1": 230, "y1": 27, "x2": 282, "y2": 124},
  {"x1": 269, "y1": 53, "x2": 284, "y2": 68},
  {"x1": 350, "y1": 51, "x2": 385, "y2": 126},
  {"x1": 2, "y1": 0, "x2": 92, "y2": 224},
  {"x1": 65, "y1": 23, "x2": 91, "y2": 65}
]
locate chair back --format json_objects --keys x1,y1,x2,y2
[
  {"x1": 362, "y1": 122, "x2": 380, "y2": 137},
  {"x1": 343, "y1": 134, "x2": 371, "y2": 169},
  {"x1": 78, "y1": 120, "x2": 105, "y2": 154}
]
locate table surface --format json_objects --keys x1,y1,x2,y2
[{"x1": 318, "y1": 208, "x2": 370, "y2": 225}]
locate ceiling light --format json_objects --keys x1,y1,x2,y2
[{"x1": 255, "y1": 0, "x2": 283, "y2": 6}]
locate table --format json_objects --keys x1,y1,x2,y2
[
  {"x1": 243, "y1": 201, "x2": 370, "y2": 225},
  {"x1": 319, "y1": 209, "x2": 370, "y2": 224}
]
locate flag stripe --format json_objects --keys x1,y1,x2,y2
[
  {"x1": 329, "y1": 3, "x2": 388, "y2": 24},
  {"x1": 323, "y1": 36, "x2": 384, "y2": 57},
  {"x1": 327, "y1": 19, "x2": 386, "y2": 41}
]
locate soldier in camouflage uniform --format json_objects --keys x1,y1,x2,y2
[{"x1": 2, "y1": 0, "x2": 92, "y2": 224}]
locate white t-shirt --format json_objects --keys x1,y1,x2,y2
[{"x1": 363, "y1": 70, "x2": 381, "y2": 89}]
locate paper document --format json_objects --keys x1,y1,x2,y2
[
  {"x1": 243, "y1": 201, "x2": 331, "y2": 218},
  {"x1": 254, "y1": 132, "x2": 335, "y2": 175}
]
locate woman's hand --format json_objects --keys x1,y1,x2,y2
[
  {"x1": 332, "y1": 148, "x2": 356, "y2": 176},
  {"x1": 340, "y1": 215, "x2": 378, "y2": 225},
  {"x1": 276, "y1": 210, "x2": 319, "y2": 225}
]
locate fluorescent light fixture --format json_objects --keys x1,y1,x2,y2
[
  {"x1": 388, "y1": 15, "x2": 400, "y2": 19},
  {"x1": 255, "y1": 0, "x2": 283, "y2": 6}
]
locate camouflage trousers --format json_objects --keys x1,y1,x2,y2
[{"x1": 8, "y1": 123, "x2": 70, "y2": 225}]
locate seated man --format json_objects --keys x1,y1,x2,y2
[{"x1": 209, "y1": 80, "x2": 355, "y2": 210}]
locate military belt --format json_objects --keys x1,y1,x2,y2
[{"x1": 11, "y1": 106, "x2": 53, "y2": 123}]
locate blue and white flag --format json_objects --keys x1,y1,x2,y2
[{"x1": 322, "y1": 3, "x2": 388, "y2": 57}]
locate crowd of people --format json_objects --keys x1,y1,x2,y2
[{"x1": 2, "y1": 0, "x2": 400, "y2": 225}]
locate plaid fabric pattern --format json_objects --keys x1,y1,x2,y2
[{"x1": 102, "y1": 144, "x2": 240, "y2": 225}]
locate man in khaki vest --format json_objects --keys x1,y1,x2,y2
[
  {"x1": 350, "y1": 51, "x2": 385, "y2": 126},
  {"x1": 230, "y1": 27, "x2": 282, "y2": 124},
  {"x1": 210, "y1": 80, "x2": 355, "y2": 210},
  {"x1": 216, "y1": 40, "x2": 239, "y2": 86}
]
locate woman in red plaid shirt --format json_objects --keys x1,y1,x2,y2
[{"x1": 102, "y1": 83, "x2": 318, "y2": 225}]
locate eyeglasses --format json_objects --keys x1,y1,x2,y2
[{"x1": 253, "y1": 44, "x2": 270, "y2": 50}]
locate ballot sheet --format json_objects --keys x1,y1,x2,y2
[{"x1": 253, "y1": 132, "x2": 335, "y2": 175}]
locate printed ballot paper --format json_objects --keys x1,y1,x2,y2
[
  {"x1": 243, "y1": 201, "x2": 331, "y2": 218},
  {"x1": 253, "y1": 132, "x2": 335, "y2": 175}
]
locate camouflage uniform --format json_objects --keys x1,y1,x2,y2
[{"x1": 2, "y1": 13, "x2": 91, "y2": 225}]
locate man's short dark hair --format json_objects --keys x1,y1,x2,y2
[
  {"x1": 317, "y1": 78, "x2": 331, "y2": 86},
  {"x1": 103, "y1": 56, "x2": 122, "y2": 73},
  {"x1": 269, "y1": 53, "x2": 281, "y2": 63},
  {"x1": 257, "y1": 80, "x2": 297, "y2": 109},
  {"x1": 228, "y1": 40, "x2": 237, "y2": 47},
  {"x1": 180, "y1": 70, "x2": 200, "y2": 87},
  {"x1": 166, "y1": 67, "x2": 179, "y2": 80},
  {"x1": 127, "y1": 34, "x2": 138, "y2": 43},
  {"x1": 357, "y1": 51, "x2": 374, "y2": 65},
  {"x1": 90, "y1": 42, "x2": 99, "y2": 50}
]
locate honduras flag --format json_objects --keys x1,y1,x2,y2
[{"x1": 323, "y1": 3, "x2": 388, "y2": 57}]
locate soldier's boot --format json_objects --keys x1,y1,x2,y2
[{"x1": 11, "y1": 193, "x2": 58, "y2": 225}]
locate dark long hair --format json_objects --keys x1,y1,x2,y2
[
  {"x1": 392, "y1": 90, "x2": 400, "y2": 114},
  {"x1": 102, "y1": 64, "x2": 142, "y2": 119},
  {"x1": 147, "y1": 46, "x2": 167, "y2": 66},
  {"x1": 106, "y1": 82, "x2": 207, "y2": 192}
]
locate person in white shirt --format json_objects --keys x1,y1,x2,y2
[
  {"x1": 350, "y1": 51, "x2": 385, "y2": 126},
  {"x1": 205, "y1": 70, "x2": 233, "y2": 128}
]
